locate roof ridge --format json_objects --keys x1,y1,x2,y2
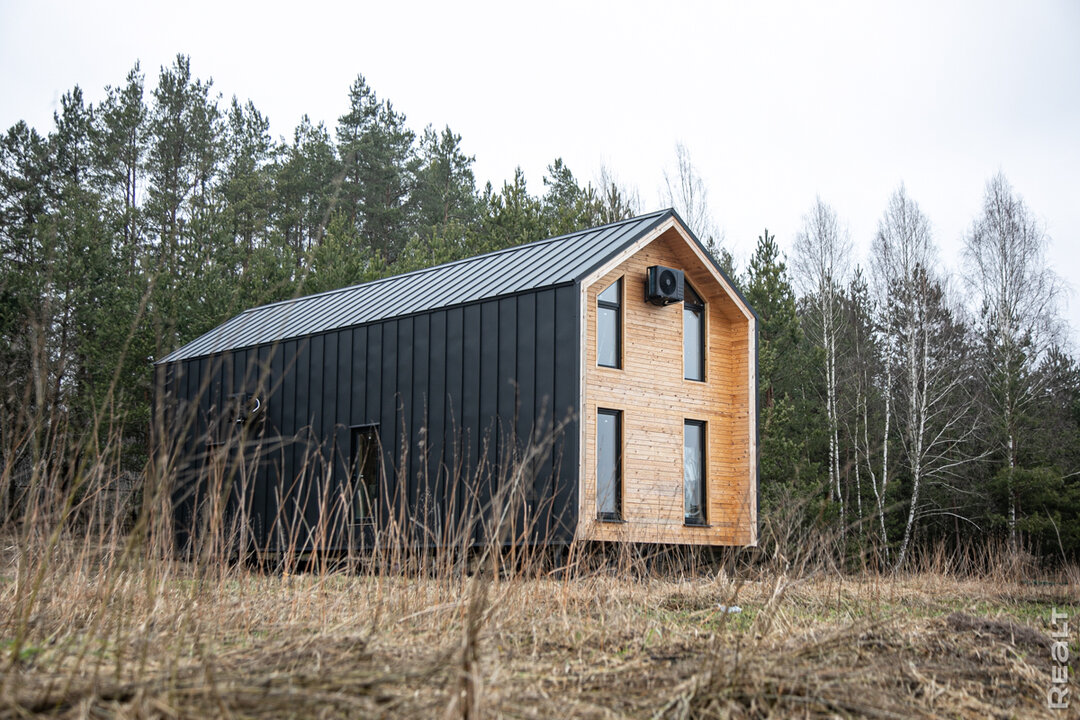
[{"x1": 238, "y1": 209, "x2": 672, "y2": 315}]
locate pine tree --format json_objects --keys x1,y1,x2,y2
[
  {"x1": 744, "y1": 229, "x2": 819, "y2": 511},
  {"x1": 478, "y1": 168, "x2": 544, "y2": 251},
  {"x1": 303, "y1": 211, "x2": 386, "y2": 295},
  {"x1": 540, "y1": 158, "x2": 604, "y2": 236},
  {"x1": 92, "y1": 63, "x2": 146, "y2": 278},
  {"x1": 595, "y1": 165, "x2": 639, "y2": 225},
  {"x1": 335, "y1": 75, "x2": 418, "y2": 264},
  {"x1": 0, "y1": 121, "x2": 55, "y2": 449},
  {"x1": 275, "y1": 115, "x2": 339, "y2": 258},
  {"x1": 144, "y1": 55, "x2": 226, "y2": 354},
  {"x1": 222, "y1": 97, "x2": 274, "y2": 259},
  {"x1": 413, "y1": 125, "x2": 479, "y2": 238}
]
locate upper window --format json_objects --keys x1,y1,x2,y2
[
  {"x1": 684, "y1": 420, "x2": 706, "y2": 525},
  {"x1": 683, "y1": 283, "x2": 705, "y2": 381},
  {"x1": 597, "y1": 279, "x2": 621, "y2": 369},
  {"x1": 597, "y1": 408, "x2": 622, "y2": 521}
]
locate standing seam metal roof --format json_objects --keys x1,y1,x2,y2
[{"x1": 157, "y1": 210, "x2": 673, "y2": 364}]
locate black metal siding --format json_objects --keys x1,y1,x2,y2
[
  {"x1": 427, "y1": 311, "x2": 447, "y2": 538},
  {"x1": 444, "y1": 307, "x2": 465, "y2": 536},
  {"x1": 162, "y1": 286, "x2": 581, "y2": 553},
  {"x1": 552, "y1": 285, "x2": 579, "y2": 540}
]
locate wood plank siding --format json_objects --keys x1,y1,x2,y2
[{"x1": 578, "y1": 222, "x2": 757, "y2": 546}]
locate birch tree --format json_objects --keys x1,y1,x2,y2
[
  {"x1": 662, "y1": 143, "x2": 733, "y2": 272},
  {"x1": 963, "y1": 173, "x2": 1062, "y2": 542},
  {"x1": 663, "y1": 143, "x2": 715, "y2": 239},
  {"x1": 872, "y1": 186, "x2": 980, "y2": 567},
  {"x1": 792, "y1": 198, "x2": 850, "y2": 526},
  {"x1": 840, "y1": 269, "x2": 887, "y2": 550}
]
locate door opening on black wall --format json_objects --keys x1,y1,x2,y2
[{"x1": 351, "y1": 426, "x2": 381, "y2": 524}]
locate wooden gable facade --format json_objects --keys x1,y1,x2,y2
[{"x1": 579, "y1": 216, "x2": 757, "y2": 546}]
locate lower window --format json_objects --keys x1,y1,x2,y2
[
  {"x1": 597, "y1": 409, "x2": 622, "y2": 521},
  {"x1": 684, "y1": 420, "x2": 706, "y2": 525}
]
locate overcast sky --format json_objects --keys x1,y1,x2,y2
[{"x1": 2, "y1": 0, "x2": 1078, "y2": 346}]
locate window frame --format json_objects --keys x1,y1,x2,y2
[
  {"x1": 597, "y1": 278, "x2": 622, "y2": 370},
  {"x1": 683, "y1": 282, "x2": 706, "y2": 382},
  {"x1": 683, "y1": 419, "x2": 707, "y2": 526},
  {"x1": 596, "y1": 408, "x2": 623, "y2": 522}
]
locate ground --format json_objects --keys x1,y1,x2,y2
[{"x1": 2, "y1": 546, "x2": 1077, "y2": 719}]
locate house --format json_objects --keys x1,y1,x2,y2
[{"x1": 155, "y1": 209, "x2": 758, "y2": 554}]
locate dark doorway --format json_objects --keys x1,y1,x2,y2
[{"x1": 350, "y1": 425, "x2": 381, "y2": 525}]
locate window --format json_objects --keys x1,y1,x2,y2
[
  {"x1": 597, "y1": 278, "x2": 621, "y2": 369},
  {"x1": 597, "y1": 409, "x2": 622, "y2": 521},
  {"x1": 351, "y1": 426, "x2": 381, "y2": 523},
  {"x1": 684, "y1": 420, "x2": 706, "y2": 525},
  {"x1": 683, "y1": 283, "x2": 705, "y2": 381}
]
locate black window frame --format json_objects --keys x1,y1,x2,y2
[
  {"x1": 350, "y1": 424, "x2": 382, "y2": 524},
  {"x1": 597, "y1": 278, "x2": 622, "y2": 370},
  {"x1": 596, "y1": 408, "x2": 623, "y2": 522},
  {"x1": 683, "y1": 282, "x2": 705, "y2": 382},
  {"x1": 684, "y1": 419, "x2": 707, "y2": 526}
]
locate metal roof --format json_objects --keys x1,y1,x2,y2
[{"x1": 158, "y1": 210, "x2": 673, "y2": 363}]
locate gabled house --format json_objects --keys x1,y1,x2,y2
[{"x1": 156, "y1": 209, "x2": 758, "y2": 553}]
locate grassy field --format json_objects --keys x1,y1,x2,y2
[
  {"x1": 1, "y1": 430, "x2": 1075, "y2": 718},
  {"x1": 2, "y1": 535, "x2": 1076, "y2": 719}
]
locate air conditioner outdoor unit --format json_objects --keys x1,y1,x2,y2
[{"x1": 645, "y1": 265, "x2": 684, "y2": 305}]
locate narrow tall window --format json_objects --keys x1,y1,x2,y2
[
  {"x1": 597, "y1": 409, "x2": 622, "y2": 521},
  {"x1": 683, "y1": 283, "x2": 705, "y2": 381},
  {"x1": 597, "y1": 279, "x2": 621, "y2": 369},
  {"x1": 684, "y1": 420, "x2": 706, "y2": 525},
  {"x1": 351, "y1": 426, "x2": 381, "y2": 523}
]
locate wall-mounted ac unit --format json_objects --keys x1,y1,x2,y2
[{"x1": 645, "y1": 265, "x2": 684, "y2": 305}]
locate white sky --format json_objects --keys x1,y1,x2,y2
[{"x1": 2, "y1": 0, "x2": 1078, "y2": 347}]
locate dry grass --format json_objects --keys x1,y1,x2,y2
[
  {"x1": 2, "y1": 405, "x2": 1077, "y2": 718},
  {"x1": 2, "y1": 536, "x2": 1076, "y2": 719}
]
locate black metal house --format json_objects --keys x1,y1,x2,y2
[{"x1": 156, "y1": 209, "x2": 759, "y2": 555}]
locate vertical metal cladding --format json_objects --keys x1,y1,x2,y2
[{"x1": 160, "y1": 285, "x2": 581, "y2": 553}]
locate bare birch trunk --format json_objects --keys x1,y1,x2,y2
[
  {"x1": 896, "y1": 296, "x2": 930, "y2": 568},
  {"x1": 864, "y1": 385, "x2": 890, "y2": 561},
  {"x1": 793, "y1": 198, "x2": 850, "y2": 535}
]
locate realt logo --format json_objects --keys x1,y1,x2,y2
[{"x1": 1048, "y1": 608, "x2": 1070, "y2": 711}]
